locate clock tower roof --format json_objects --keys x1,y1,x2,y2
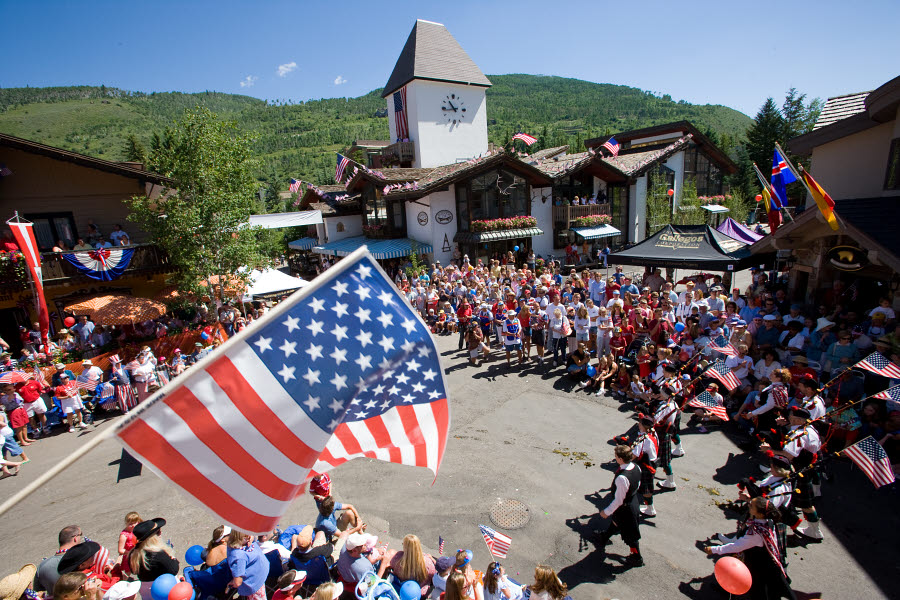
[{"x1": 382, "y1": 19, "x2": 492, "y2": 98}]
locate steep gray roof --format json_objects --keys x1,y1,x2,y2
[
  {"x1": 813, "y1": 91, "x2": 871, "y2": 130},
  {"x1": 382, "y1": 20, "x2": 492, "y2": 98}
]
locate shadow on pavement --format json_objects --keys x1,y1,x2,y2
[
  {"x1": 559, "y1": 513, "x2": 636, "y2": 590},
  {"x1": 109, "y1": 448, "x2": 142, "y2": 481}
]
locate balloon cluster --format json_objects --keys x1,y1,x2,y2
[{"x1": 151, "y1": 574, "x2": 194, "y2": 600}]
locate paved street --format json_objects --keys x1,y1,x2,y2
[{"x1": 1, "y1": 331, "x2": 897, "y2": 599}]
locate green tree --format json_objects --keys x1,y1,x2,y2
[
  {"x1": 127, "y1": 106, "x2": 269, "y2": 301},
  {"x1": 122, "y1": 133, "x2": 146, "y2": 163},
  {"x1": 745, "y1": 98, "x2": 784, "y2": 179},
  {"x1": 782, "y1": 87, "x2": 822, "y2": 141}
]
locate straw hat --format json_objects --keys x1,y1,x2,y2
[{"x1": 0, "y1": 564, "x2": 36, "y2": 600}]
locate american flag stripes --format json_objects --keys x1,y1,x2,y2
[
  {"x1": 479, "y1": 524, "x2": 511, "y2": 558},
  {"x1": 113, "y1": 249, "x2": 450, "y2": 534},
  {"x1": 843, "y1": 436, "x2": 895, "y2": 488},
  {"x1": 438, "y1": 536, "x2": 445, "y2": 555},
  {"x1": 75, "y1": 379, "x2": 99, "y2": 392},
  {"x1": 602, "y1": 137, "x2": 620, "y2": 157},
  {"x1": 857, "y1": 352, "x2": 900, "y2": 379},
  {"x1": 708, "y1": 335, "x2": 738, "y2": 357},
  {"x1": 511, "y1": 133, "x2": 537, "y2": 146},
  {"x1": 687, "y1": 391, "x2": 728, "y2": 420},
  {"x1": 335, "y1": 154, "x2": 351, "y2": 184},
  {"x1": 289, "y1": 178, "x2": 302, "y2": 193},
  {"x1": 705, "y1": 360, "x2": 741, "y2": 391},
  {"x1": 393, "y1": 87, "x2": 409, "y2": 141},
  {"x1": 873, "y1": 384, "x2": 900, "y2": 402}
]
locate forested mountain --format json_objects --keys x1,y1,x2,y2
[{"x1": 0, "y1": 75, "x2": 751, "y2": 191}]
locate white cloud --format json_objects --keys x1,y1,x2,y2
[
  {"x1": 277, "y1": 62, "x2": 298, "y2": 77},
  {"x1": 334, "y1": 75, "x2": 347, "y2": 85},
  {"x1": 239, "y1": 75, "x2": 258, "y2": 88}
]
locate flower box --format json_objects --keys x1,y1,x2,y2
[
  {"x1": 470, "y1": 216, "x2": 537, "y2": 232},
  {"x1": 573, "y1": 214, "x2": 612, "y2": 227}
]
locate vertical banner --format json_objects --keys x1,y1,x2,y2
[{"x1": 8, "y1": 220, "x2": 51, "y2": 348}]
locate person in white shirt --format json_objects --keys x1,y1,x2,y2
[
  {"x1": 753, "y1": 350, "x2": 782, "y2": 384},
  {"x1": 606, "y1": 290, "x2": 624, "y2": 310},
  {"x1": 706, "y1": 288, "x2": 725, "y2": 313},
  {"x1": 588, "y1": 273, "x2": 606, "y2": 304},
  {"x1": 725, "y1": 344, "x2": 754, "y2": 391}
]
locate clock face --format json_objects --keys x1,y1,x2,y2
[{"x1": 441, "y1": 93, "x2": 467, "y2": 126}]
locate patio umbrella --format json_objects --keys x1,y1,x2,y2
[
  {"x1": 64, "y1": 293, "x2": 128, "y2": 316},
  {"x1": 0, "y1": 371, "x2": 31, "y2": 385},
  {"x1": 90, "y1": 296, "x2": 167, "y2": 326}
]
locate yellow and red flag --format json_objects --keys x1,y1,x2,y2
[
  {"x1": 761, "y1": 187, "x2": 782, "y2": 232},
  {"x1": 800, "y1": 170, "x2": 839, "y2": 231}
]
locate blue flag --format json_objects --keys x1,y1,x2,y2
[{"x1": 770, "y1": 149, "x2": 797, "y2": 208}]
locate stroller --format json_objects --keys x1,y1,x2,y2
[{"x1": 619, "y1": 338, "x2": 647, "y2": 369}]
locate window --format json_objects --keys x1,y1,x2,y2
[
  {"x1": 456, "y1": 168, "x2": 529, "y2": 227},
  {"x1": 886, "y1": 138, "x2": 900, "y2": 190},
  {"x1": 361, "y1": 183, "x2": 406, "y2": 237},
  {"x1": 336, "y1": 222, "x2": 345, "y2": 233},
  {"x1": 683, "y1": 145, "x2": 723, "y2": 196},
  {"x1": 607, "y1": 184, "x2": 628, "y2": 248},
  {"x1": 24, "y1": 212, "x2": 77, "y2": 251}
]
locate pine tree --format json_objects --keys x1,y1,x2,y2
[
  {"x1": 745, "y1": 98, "x2": 784, "y2": 178},
  {"x1": 123, "y1": 134, "x2": 146, "y2": 163}
]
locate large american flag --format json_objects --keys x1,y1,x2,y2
[
  {"x1": 857, "y1": 352, "x2": 900, "y2": 379},
  {"x1": 843, "y1": 436, "x2": 895, "y2": 488},
  {"x1": 393, "y1": 87, "x2": 409, "y2": 141},
  {"x1": 705, "y1": 359, "x2": 741, "y2": 391},
  {"x1": 686, "y1": 390, "x2": 728, "y2": 420},
  {"x1": 114, "y1": 249, "x2": 450, "y2": 534},
  {"x1": 289, "y1": 178, "x2": 302, "y2": 193},
  {"x1": 512, "y1": 133, "x2": 537, "y2": 146},
  {"x1": 708, "y1": 335, "x2": 738, "y2": 357},
  {"x1": 335, "y1": 154, "x2": 351, "y2": 184},
  {"x1": 602, "y1": 136, "x2": 620, "y2": 157},
  {"x1": 479, "y1": 524, "x2": 511, "y2": 558}
]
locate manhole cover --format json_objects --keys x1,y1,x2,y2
[{"x1": 489, "y1": 499, "x2": 531, "y2": 529}]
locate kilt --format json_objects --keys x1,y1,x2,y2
[
  {"x1": 639, "y1": 463, "x2": 655, "y2": 494},
  {"x1": 792, "y1": 474, "x2": 815, "y2": 509},
  {"x1": 655, "y1": 430, "x2": 672, "y2": 468}
]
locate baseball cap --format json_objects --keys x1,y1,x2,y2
[
  {"x1": 763, "y1": 314, "x2": 777, "y2": 321},
  {"x1": 436, "y1": 556, "x2": 455, "y2": 572},
  {"x1": 346, "y1": 533, "x2": 376, "y2": 550}
]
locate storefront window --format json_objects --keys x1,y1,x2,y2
[
  {"x1": 607, "y1": 184, "x2": 627, "y2": 249},
  {"x1": 456, "y1": 168, "x2": 530, "y2": 227}
]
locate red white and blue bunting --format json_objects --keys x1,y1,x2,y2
[{"x1": 62, "y1": 248, "x2": 135, "y2": 281}]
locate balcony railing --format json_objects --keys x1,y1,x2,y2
[
  {"x1": 0, "y1": 244, "x2": 173, "y2": 291},
  {"x1": 552, "y1": 203, "x2": 611, "y2": 225},
  {"x1": 381, "y1": 141, "x2": 415, "y2": 166}
]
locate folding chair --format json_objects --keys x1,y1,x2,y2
[
  {"x1": 183, "y1": 560, "x2": 232, "y2": 600},
  {"x1": 263, "y1": 549, "x2": 285, "y2": 597},
  {"x1": 290, "y1": 554, "x2": 332, "y2": 593}
]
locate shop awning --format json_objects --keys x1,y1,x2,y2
[
  {"x1": 247, "y1": 210, "x2": 323, "y2": 229},
  {"x1": 572, "y1": 225, "x2": 621, "y2": 240},
  {"x1": 312, "y1": 236, "x2": 433, "y2": 259},
  {"x1": 453, "y1": 227, "x2": 544, "y2": 243},
  {"x1": 288, "y1": 237, "x2": 319, "y2": 250},
  {"x1": 702, "y1": 204, "x2": 729, "y2": 213}
]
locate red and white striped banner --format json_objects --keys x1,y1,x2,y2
[{"x1": 8, "y1": 220, "x2": 51, "y2": 348}]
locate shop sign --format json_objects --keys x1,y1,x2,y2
[
  {"x1": 435, "y1": 210, "x2": 453, "y2": 224},
  {"x1": 826, "y1": 245, "x2": 868, "y2": 271},
  {"x1": 417, "y1": 211, "x2": 429, "y2": 226}
]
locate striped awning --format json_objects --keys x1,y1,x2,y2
[
  {"x1": 312, "y1": 236, "x2": 433, "y2": 259},
  {"x1": 702, "y1": 204, "x2": 729, "y2": 213},
  {"x1": 288, "y1": 237, "x2": 318, "y2": 250},
  {"x1": 572, "y1": 225, "x2": 621, "y2": 240},
  {"x1": 453, "y1": 227, "x2": 544, "y2": 244}
]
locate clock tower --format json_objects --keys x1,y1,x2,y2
[{"x1": 383, "y1": 20, "x2": 492, "y2": 168}]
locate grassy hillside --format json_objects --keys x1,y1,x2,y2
[{"x1": 0, "y1": 76, "x2": 751, "y2": 189}]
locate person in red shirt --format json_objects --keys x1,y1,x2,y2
[
  {"x1": 272, "y1": 569, "x2": 307, "y2": 600},
  {"x1": 610, "y1": 327, "x2": 627, "y2": 359},
  {"x1": 1, "y1": 229, "x2": 20, "y2": 253},
  {"x1": 456, "y1": 299, "x2": 473, "y2": 351},
  {"x1": 17, "y1": 377, "x2": 49, "y2": 435},
  {"x1": 55, "y1": 373, "x2": 89, "y2": 432}
]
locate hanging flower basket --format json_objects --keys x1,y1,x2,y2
[
  {"x1": 0, "y1": 251, "x2": 29, "y2": 285},
  {"x1": 573, "y1": 214, "x2": 612, "y2": 227},
  {"x1": 470, "y1": 216, "x2": 537, "y2": 232}
]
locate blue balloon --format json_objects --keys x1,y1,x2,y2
[
  {"x1": 151, "y1": 574, "x2": 178, "y2": 600},
  {"x1": 674, "y1": 322, "x2": 686, "y2": 332},
  {"x1": 513, "y1": 245, "x2": 520, "y2": 252},
  {"x1": 586, "y1": 365, "x2": 597, "y2": 377},
  {"x1": 399, "y1": 581, "x2": 421, "y2": 600},
  {"x1": 184, "y1": 544, "x2": 204, "y2": 567}
]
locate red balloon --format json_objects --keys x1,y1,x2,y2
[
  {"x1": 167, "y1": 582, "x2": 193, "y2": 600},
  {"x1": 64, "y1": 316, "x2": 76, "y2": 328},
  {"x1": 714, "y1": 556, "x2": 752, "y2": 595}
]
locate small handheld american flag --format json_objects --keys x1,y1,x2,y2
[
  {"x1": 842, "y1": 436, "x2": 895, "y2": 488},
  {"x1": 479, "y1": 524, "x2": 511, "y2": 558},
  {"x1": 511, "y1": 133, "x2": 537, "y2": 146},
  {"x1": 705, "y1": 359, "x2": 741, "y2": 391},
  {"x1": 602, "y1": 136, "x2": 620, "y2": 157},
  {"x1": 873, "y1": 384, "x2": 900, "y2": 403},
  {"x1": 708, "y1": 335, "x2": 738, "y2": 357},
  {"x1": 687, "y1": 391, "x2": 728, "y2": 420},
  {"x1": 857, "y1": 352, "x2": 900, "y2": 379},
  {"x1": 438, "y1": 536, "x2": 445, "y2": 555}
]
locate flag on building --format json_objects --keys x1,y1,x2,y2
[
  {"x1": 511, "y1": 133, "x2": 537, "y2": 146},
  {"x1": 705, "y1": 360, "x2": 741, "y2": 391},
  {"x1": 7, "y1": 219, "x2": 51, "y2": 348},
  {"x1": 602, "y1": 137, "x2": 620, "y2": 157},
  {"x1": 479, "y1": 524, "x2": 512, "y2": 558},
  {"x1": 857, "y1": 352, "x2": 900, "y2": 379},
  {"x1": 686, "y1": 390, "x2": 728, "y2": 420},
  {"x1": 799, "y1": 168, "x2": 839, "y2": 231},
  {"x1": 335, "y1": 154, "x2": 351, "y2": 183},
  {"x1": 842, "y1": 436, "x2": 895, "y2": 488},
  {"x1": 113, "y1": 249, "x2": 451, "y2": 534},
  {"x1": 771, "y1": 149, "x2": 797, "y2": 209},
  {"x1": 438, "y1": 536, "x2": 445, "y2": 555},
  {"x1": 393, "y1": 87, "x2": 409, "y2": 141},
  {"x1": 62, "y1": 247, "x2": 135, "y2": 281},
  {"x1": 289, "y1": 178, "x2": 302, "y2": 193},
  {"x1": 708, "y1": 335, "x2": 739, "y2": 357}
]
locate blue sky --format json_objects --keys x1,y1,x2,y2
[{"x1": 3, "y1": 0, "x2": 898, "y2": 117}]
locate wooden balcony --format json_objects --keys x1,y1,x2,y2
[
  {"x1": 552, "y1": 203, "x2": 611, "y2": 225},
  {"x1": 0, "y1": 244, "x2": 173, "y2": 291},
  {"x1": 381, "y1": 141, "x2": 415, "y2": 166}
]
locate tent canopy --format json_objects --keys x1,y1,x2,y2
[
  {"x1": 248, "y1": 211, "x2": 323, "y2": 229},
  {"x1": 717, "y1": 217, "x2": 764, "y2": 244},
  {"x1": 244, "y1": 268, "x2": 308, "y2": 300},
  {"x1": 609, "y1": 224, "x2": 753, "y2": 271}
]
